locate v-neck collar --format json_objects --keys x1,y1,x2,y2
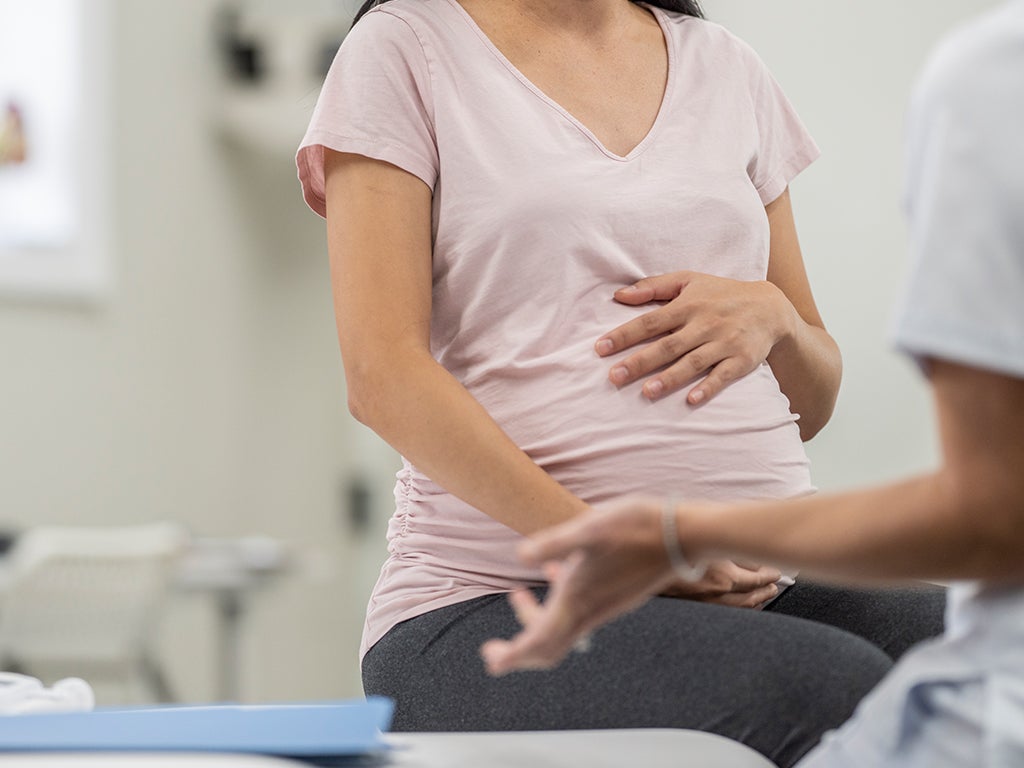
[{"x1": 446, "y1": 0, "x2": 676, "y2": 162}]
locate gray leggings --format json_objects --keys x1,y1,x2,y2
[{"x1": 362, "y1": 581, "x2": 945, "y2": 768}]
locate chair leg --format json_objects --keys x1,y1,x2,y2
[{"x1": 141, "y1": 655, "x2": 176, "y2": 703}]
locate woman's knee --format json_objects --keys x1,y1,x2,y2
[{"x1": 751, "y1": 629, "x2": 893, "y2": 767}]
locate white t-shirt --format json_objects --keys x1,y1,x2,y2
[
  {"x1": 801, "y1": 3, "x2": 1024, "y2": 766},
  {"x1": 893, "y1": 1, "x2": 1024, "y2": 379},
  {"x1": 297, "y1": 0, "x2": 820, "y2": 656}
]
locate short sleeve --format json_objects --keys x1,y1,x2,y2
[
  {"x1": 891, "y1": 15, "x2": 1024, "y2": 380},
  {"x1": 296, "y1": 9, "x2": 438, "y2": 218},
  {"x1": 738, "y1": 41, "x2": 821, "y2": 205}
]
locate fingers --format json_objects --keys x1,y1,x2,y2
[
  {"x1": 481, "y1": 636, "x2": 562, "y2": 675},
  {"x1": 606, "y1": 331, "x2": 708, "y2": 388},
  {"x1": 684, "y1": 353, "x2": 758, "y2": 405},
  {"x1": 607, "y1": 337, "x2": 760, "y2": 405},
  {"x1": 661, "y1": 560, "x2": 782, "y2": 602},
  {"x1": 714, "y1": 582, "x2": 780, "y2": 609},
  {"x1": 596, "y1": 274, "x2": 694, "y2": 357},
  {"x1": 727, "y1": 562, "x2": 784, "y2": 592},
  {"x1": 598, "y1": 273, "x2": 778, "y2": 405},
  {"x1": 612, "y1": 273, "x2": 691, "y2": 305},
  {"x1": 507, "y1": 588, "x2": 542, "y2": 627},
  {"x1": 480, "y1": 592, "x2": 582, "y2": 676},
  {"x1": 640, "y1": 346, "x2": 724, "y2": 400},
  {"x1": 481, "y1": 624, "x2": 579, "y2": 675},
  {"x1": 733, "y1": 559, "x2": 776, "y2": 572},
  {"x1": 597, "y1": 306, "x2": 684, "y2": 360},
  {"x1": 610, "y1": 339, "x2": 743, "y2": 405}
]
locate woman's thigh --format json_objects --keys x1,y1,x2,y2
[
  {"x1": 362, "y1": 592, "x2": 894, "y2": 768},
  {"x1": 764, "y1": 581, "x2": 946, "y2": 660}
]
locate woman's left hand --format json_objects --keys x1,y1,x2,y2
[
  {"x1": 659, "y1": 559, "x2": 781, "y2": 608},
  {"x1": 597, "y1": 271, "x2": 797, "y2": 405}
]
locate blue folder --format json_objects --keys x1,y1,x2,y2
[{"x1": 0, "y1": 696, "x2": 393, "y2": 763}]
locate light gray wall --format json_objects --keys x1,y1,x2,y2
[
  {"x1": 0, "y1": 0, "x2": 1002, "y2": 702},
  {"x1": 708, "y1": 1, "x2": 1001, "y2": 489}
]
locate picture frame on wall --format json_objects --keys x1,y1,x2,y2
[{"x1": 0, "y1": 0, "x2": 111, "y2": 301}]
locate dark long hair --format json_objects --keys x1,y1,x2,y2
[{"x1": 352, "y1": 0, "x2": 703, "y2": 26}]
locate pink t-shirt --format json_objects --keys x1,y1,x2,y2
[{"x1": 297, "y1": 0, "x2": 820, "y2": 657}]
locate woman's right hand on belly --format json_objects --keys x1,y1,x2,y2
[
  {"x1": 658, "y1": 560, "x2": 782, "y2": 609},
  {"x1": 595, "y1": 271, "x2": 795, "y2": 406}
]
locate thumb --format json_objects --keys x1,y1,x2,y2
[{"x1": 519, "y1": 520, "x2": 594, "y2": 566}]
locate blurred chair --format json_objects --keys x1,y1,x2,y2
[{"x1": 0, "y1": 523, "x2": 188, "y2": 704}]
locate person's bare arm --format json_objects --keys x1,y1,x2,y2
[
  {"x1": 595, "y1": 188, "x2": 841, "y2": 440},
  {"x1": 481, "y1": 359, "x2": 1024, "y2": 672},
  {"x1": 326, "y1": 150, "x2": 586, "y2": 534},
  {"x1": 685, "y1": 359, "x2": 1024, "y2": 582},
  {"x1": 763, "y1": 189, "x2": 841, "y2": 441}
]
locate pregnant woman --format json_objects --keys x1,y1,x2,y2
[{"x1": 296, "y1": 1, "x2": 944, "y2": 765}]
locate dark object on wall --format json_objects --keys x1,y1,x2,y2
[
  {"x1": 0, "y1": 529, "x2": 18, "y2": 556},
  {"x1": 217, "y1": 6, "x2": 265, "y2": 83},
  {"x1": 345, "y1": 475, "x2": 373, "y2": 534}
]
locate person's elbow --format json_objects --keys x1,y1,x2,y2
[
  {"x1": 342, "y1": 355, "x2": 397, "y2": 428},
  {"x1": 346, "y1": 383, "x2": 374, "y2": 428},
  {"x1": 797, "y1": 401, "x2": 836, "y2": 442},
  {"x1": 342, "y1": 346, "x2": 431, "y2": 429},
  {"x1": 796, "y1": 382, "x2": 840, "y2": 442},
  {"x1": 779, "y1": 335, "x2": 842, "y2": 443},
  {"x1": 975, "y1": 494, "x2": 1024, "y2": 580},
  {"x1": 944, "y1": 464, "x2": 1024, "y2": 581}
]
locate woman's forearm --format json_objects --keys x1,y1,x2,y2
[{"x1": 346, "y1": 344, "x2": 587, "y2": 535}]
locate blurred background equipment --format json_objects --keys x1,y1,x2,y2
[
  {"x1": 212, "y1": 1, "x2": 352, "y2": 154},
  {"x1": 0, "y1": 523, "x2": 187, "y2": 704},
  {"x1": 0, "y1": 102, "x2": 27, "y2": 166},
  {"x1": 174, "y1": 535, "x2": 290, "y2": 702}
]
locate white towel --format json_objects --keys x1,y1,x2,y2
[{"x1": 0, "y1": 672, "x2": 94, "y2": 715}]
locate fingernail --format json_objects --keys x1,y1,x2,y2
[
  {"x1": 618, "y1": 284, "x2": 639, "y2": 293},
  {"x1": 689, "y1": 389, "x2": 705, "y2": 404},
  {"x1": 595, "y1": 339, "x2": 614, "y2": 355},
  {"x1": 644, "y1": 380, "x2": 664, "y2": 398},
  {"x1": 610, "y1": 366, "x2": 629, "y2": 385}
]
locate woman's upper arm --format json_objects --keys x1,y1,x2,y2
[
  {"x1": 320, "y1": 148, "x2": 586, "y2": 532},
  {"x1": 323, "y1": 148, "x2": 434, "y2": 383},
  {"x1": 764, "y1": 188, "x2": 826, "y2": 330}
]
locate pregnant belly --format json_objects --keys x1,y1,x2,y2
[{"x1": 470, "y1": 358, "x2": 812, "y2": 505}]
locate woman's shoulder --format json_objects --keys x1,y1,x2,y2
[
  {"x1": 337, "y1": 0, "x2": 464, "y2": 72},
  {"x1": 649, "y1": 7, "x2": 763, "y2": 68},
  {"x1": 353, "y1": 0, "x2": 459, "y2": 38}
]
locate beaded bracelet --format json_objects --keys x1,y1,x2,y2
[{"x1": 661, "y1": 499, "x2": 707, "y2": 582}]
